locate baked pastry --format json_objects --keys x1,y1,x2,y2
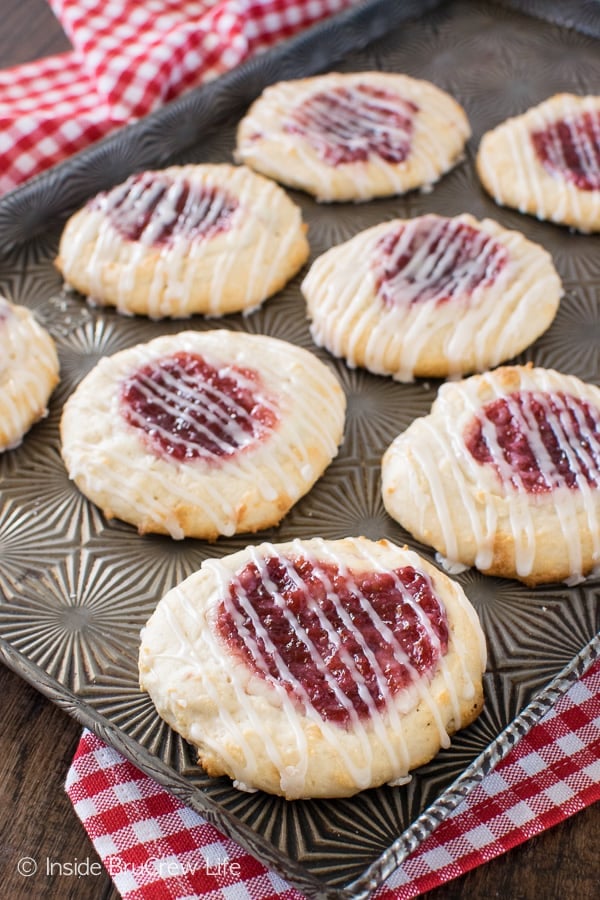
[
  {"x1": 381, "y1": 365, "x2": 600, "y2": 586},
  {"x1": 139, "y1": 536, "x2": 486, "y2": 799},
  {"x1": 60, "y1": 330, "x2": 345, "y2": 539},
  {"x1": 55, "y1": 164, "x2": 309, "y2": 317},
  {"x1": 0, "y1": 296, "x2": 59, "y2": 451},
  {"x1": 235, "y1": 72, "x2": 470, "y2": 202},
  {"x1": 302, "y1": 213, "x2": 562, "y2": 381},
  {"x1": 476, "y1": 94, "x2": 600, "y2": 233}
]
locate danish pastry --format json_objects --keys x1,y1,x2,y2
[
  {"x1": 476, "y1": 93, "x2": 600, "y2": 233},
  {"x1": 60, "y1": 330, "x2": 345, "y2": 539},
  {"x1": 302, "y1": 213, "x2": 562, "y2": 381},
  {"x1": 55, "y1": 164, "x2": 309, "y2": 317},
  {"x1": 0, "y1": 296, "x2": 59, "y2": 451},
  {"x1": 235, "y1": 72, "x2": 470, "y2": 202},
  {"x1": 382, "y1": 365, "x2": 600, "y2": 585},
  {"x1": 139, "y1": 536, "x2": 486, "y2": 799}
]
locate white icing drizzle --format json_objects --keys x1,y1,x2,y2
[
  {"x1": 303, "y1": 214, "x2": 559, "y2": 382},
  {"x1": 283, "y1": 540, "x2": 410, "y2": 772},
  {"x1": 146, "y1": 588, "x2": 296, "y2": 783},
  {"x1": 63, "y1": 334, "x2": 344, "y2": 539},
  {"x1": 476, "y1": 386, "x2": 600, "y2": 578},
  {"x1": 532, "y1": 98, "x2": 600, "y2": 197},
  {"x1": 0, "y1": 297, "x2": 59, "y2": 450},
  {"x1": 188, "y1": 538, "x2": 478, "y2": 796},
  {"x1": 237, "y1": 76, "x2": 469, "y2": 201},
  {"x1": 312, "y1": 547, "x2": 456, "y2": 754},
  {"x1": 287, "y1": 85, "x2": 416, "y2": 163},
  {"x1": 480, "y1": 96, "x2": 600, "y2": 228},
  {"x1": 394, "y1": 369, "x2": 600, "y2": 581},
  {"x1": 408, "y1": 90, "x2": 467, "y2": 191},
  {"x1": 67, "y1": 166, "x2": 302, "y2": 317},
  {"x1": 376, "y1": 216, "x2": 503, "y2": 306},
  {"x1": 344, "y1": 540, "x2": 476, "y2": 747},
  {"x1": 123, "y1": 357, "x2": 276, "y2": 459}
]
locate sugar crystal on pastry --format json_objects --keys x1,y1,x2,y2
[
  {"x1": 55, "y1": 164, "x2": 309, "y2": 317},
  {"x1": 302, "y1": 213, "x2": 562, "y2": 381},
  {"x1": 382, "y1": 365, "x2": 600, "y2": 585},
  {"x1": 139, "y1": 537, "x2": 486, "y2": 799},
  {"x1": 235, "y1": 72, "x2": 470, "y2": 202},
  {"x1": 60, "y1": 330, "x2": 345, "y2": 540},
  {"x1": 0, "y1": 295, "x2": 59, "y2": 451},
  {"x1": 476, "y1": 93, "x2": 600, "y2": 232}
]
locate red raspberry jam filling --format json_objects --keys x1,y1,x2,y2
[
  {"x1": 90, "y1": 172, "x2": 238, "y2": 246},
  {"x1": 531, "y1": 111, "x2": 600, "y2": 192},
  {"x1": 465, "y1": 390, "x2": 600, "y2": 493},
  {"x1": 373, "y1": 216, "x2": 507, "y2": 307},
  {"x1": 284, "y1": 84, "x2": 418, "y2": 166},
  {"x1": 218, "y1": 555, "x2": 448, "y2": 724},
  {"x1": 120, "y1": 351, "x2": 278, "y2": 462}
]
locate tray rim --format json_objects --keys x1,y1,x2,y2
[
  {"x1": 3, "y1": 0, "x2": 600, "y2": 242},
  {"x1": 0, "y1": 0, "x2": 445, "y2": 248},
  {"x1": 1, "y1": 0, "x2": 600, "y2": 895},
  {"x1": 0, "y1": 631, "x2": 597, "y2": 898}
]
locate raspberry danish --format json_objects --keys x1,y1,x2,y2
[
  {"x1": 477, "y1": 94, "x2": 600, "y2": 233},
  {"x1": 55, "y1": 164, "x2": 309, "y2": 317},
  {"x1": 382, "y1": 365, "x2": 600, "y2": 585},
  {"x1": 139, "y1": 537, "x2": 486, "y2": 799},
  {"x1": 235, "y1": 72, "x2": 470, "y2": 202},
  {"x1": 60, "y1": 330, "x2": 345, "y2": 539},
  {"x1": 0, "y1": 296, "x2": 59, "y2": 451},
  {"x1": 302, "y1": 213, "x2": 561, "y2": 381}
]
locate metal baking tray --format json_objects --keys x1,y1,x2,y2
[{"x1": 1, "y1": 1, "x2": 599, "y2": 896}]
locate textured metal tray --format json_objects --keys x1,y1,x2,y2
[{"x1": 1, "y1": 1, "x2": 599, "y2": 897}]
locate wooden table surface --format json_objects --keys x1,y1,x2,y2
[{"x1": 0, "y1": 2, "x2": 598, "y2": 899}]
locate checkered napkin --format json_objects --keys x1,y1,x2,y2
[
  {"x1": 0, "y1": 0, "x2": 360, "y2": 196},
  {"x1": 9, "y1": 2, "x2": 600, "y2": 894},
  {"x1": 65, "y1": 657, "x2": 600, "y2": 899}
]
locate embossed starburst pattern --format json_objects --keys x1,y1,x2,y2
[
  {"x1": 521, "y1": 288, "x2": 600, "y2": 384},
  {"x1": 0, "y1": 550, "x2": 152, "y2": 691},
  {"x1": 1, "y1": 1, "x2": 599, "y2": 895},
  {"x1": 335, "y1": 365, "x2": 438, "y2": 460}
]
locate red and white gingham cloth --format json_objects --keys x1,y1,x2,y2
[
  {"x1": 6, "y1": 3, "x2": 600, "y2": 894},
  {"x1": 0, "y1": 0, "x2": 360, "y2": 196},
  {"x1": 66, "y1": 657, "x2": 600, "y2": 899}
]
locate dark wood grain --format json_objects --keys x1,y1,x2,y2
[
  {"x1": 0, "y1": 665, "x2": 119, "y2": 899},
  {"x1": 0, "y1": 2, "x2": 598, "y2": 898},
  {"x1": 0, "y1": 0, "x2": 70, "y2": 66}
]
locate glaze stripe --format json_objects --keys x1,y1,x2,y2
[
  {"x1": 65, "y1": 166, "x2": 305, "y2": 317},
  {"x1": 390, "y1": 370, "x2": 600, "y2": 581},
  {"x1": 200, "y1": 539, "x2": 476, "y2": 792},
  {"x1": 480, "y1": 96, "x2": 600, "y2": 227},
  {"x1": 1, "y1": 298, "x2": 59, "y2": 449},
  {"x1": 303, "y1": 215, "x2": 560, "y2": 381}
]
